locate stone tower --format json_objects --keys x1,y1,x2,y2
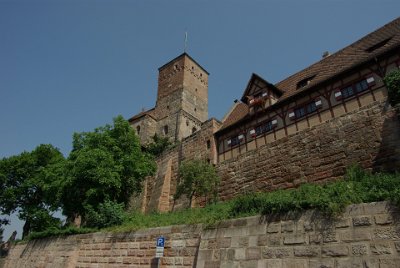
[{"x1": 129, "y1": 53, "x2": 209, "y2": 144}]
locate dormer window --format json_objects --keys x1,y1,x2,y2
[
  {"x1": 297, "y1": 75, "x2": 316, "y2": 89},
  {"x1": 366, "y1": 37, "x2": 392, "y2": 53}
]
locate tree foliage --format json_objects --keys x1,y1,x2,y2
[
  {"x1": 175, "y1": 160, "x2": 220, "y2": 207},
  {"x1": 143, "y1": 134, "x2": 173, "y2": 157},
  {"x1": 85, "y1": 200, "x2": 126, "y2": 229},
  {"x1": 60, "y1": 115, "x2": 156, "y2": 225},
  {"x1": 384, "y1": 69, "x2": 400, "y2": 106},
  {"x1": 0, "y1": 144, "x2": 65, "y2": 238}
]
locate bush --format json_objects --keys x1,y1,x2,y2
[
  {"x1": 384, "y1": 69, "x2": 400, "y2": 106},
  {"x1": 175, "y1": 160, "x2": 220, "y2": 207},
  {"x1": 85, "y1": 200, "x2": 127, "y2": 229}
]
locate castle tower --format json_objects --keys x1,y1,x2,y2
[{"x1": 154, "y1": 53, "x2": 209, "y2": 142}]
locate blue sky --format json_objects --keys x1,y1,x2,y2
[{"x1": 1, "y1": 0, "x2": 399, "y2": 239}]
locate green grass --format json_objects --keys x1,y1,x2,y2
[{"x1": 27, "y1": 166, "x2": 400, "y2": 240}]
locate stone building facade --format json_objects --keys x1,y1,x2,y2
[
  {"x1": 128, "y1": 53, "x2": 209, "y2": 144},
  {"x1": 130, "y1": 18, "x2": 400, "y2": 212}
]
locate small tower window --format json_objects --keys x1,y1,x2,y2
[
  {"x1": 194, "y1": 108, "x2": 197, "y2": 112},
  {"x1": 206, "y1": 140, "x2": 211, "y2": 149},
  {"x1": 186, "y1": 120, "x2": 189, "y2": 126},
  {"x1": 192, "y1": 127, "x2": 197, "y2": 134},
  {"x1": 163, "y1": 125, "x2": 169, "y2": 135},
  {"x1": 136, "y1": 125, "x2": 141, "y2": 134}
]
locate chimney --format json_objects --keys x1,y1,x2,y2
[{"x1": 322, "y1": 51, "x2": 330, "y2": 58}]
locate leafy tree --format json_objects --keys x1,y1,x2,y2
[
  {"x1": 0, "y1": 144, "x2": 65, "y2": 239},
  {"x1": 60, "y1": 115, "x2": 156, "y2": 226},
  {"x1": 174, "y1": 160, "x2": 220, "y2": 207},
  {"x1": 384, "y1": 69, "x2": 400, "y2": 106},
  {"x1": 85, "y1": 200, "x2": 126, "y2": 228},
  {"x1": 144, "y1": 134, "x2": 173, "y2": 157}
]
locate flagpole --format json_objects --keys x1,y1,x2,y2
[{"x1": 184, "y1": 31, "x2": 188, "y2": 53}]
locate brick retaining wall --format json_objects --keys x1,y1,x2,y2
[{"x1": 3, "y1": 201, "x2": 400, "y2": 267}]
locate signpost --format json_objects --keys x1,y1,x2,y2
[{"x1": 155, "y1": 236, "x2": 165, "y2": 267}]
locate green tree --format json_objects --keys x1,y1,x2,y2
[
  {"x1": 174, "y1": 160, "x2": 220, "y2": 207},
  {"x1": 384, "y1": 69, "x2": 400, "y2": 106},
  {"x1": 60, "y1": 115, "x2": 156, "y2": 226},
  {"x1": 144, "y1": 134, "x2": 173, "y2": 157},
  {"x1": 0, "y1": 144, "x2": 65, "y2": 239}
]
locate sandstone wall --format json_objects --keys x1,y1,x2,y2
[
  {"x1": 3, "y1": 202, "x2": 400, "y2": 268},
  {"x1": 217, "y1": 101, "x2": 400, "y2": 201},
  {"x1": 141, "y1": 118, "x2": 222, "y2": 213}
]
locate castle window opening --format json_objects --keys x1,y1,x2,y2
[
  {"x1": 207, "y1": 140, "x2": 211, "y2": 149},
  {"x1": 253, "y1": 120, "x2": 275, "y2": 137},
  {"x1": 192, "y1": 127, "x2": 197, "y2": 134},
  {"x1": 186, "y1": 120, "x2": 189, "y2": 126},
  {"x1": 336, "y1": 77, "x2": 375, "y2": 100},
  {"x1": 136, "y1": 125, "x2": 140, "y2": 134},
  {"x1": 163, "y1": 125, "x2": 169, "y2": 135},
  {"x1": 194, "y1": 108, "x2": 197, "y2": 112},
  {"x1": 167, "y1": 105, "x2": 170, "y2": 110}
]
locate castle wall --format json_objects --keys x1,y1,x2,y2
[
  {"x1": 4, "y1": 202, "x2": 400, "y2": 268},
  {"x1": 217, "y1": 101, "x2": 400, "y2": 201},
  {"x1": 141, "y1": 119, "x2": 222, "y2": 213}
]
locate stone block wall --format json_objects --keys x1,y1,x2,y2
[
  {"x1": 4, "y1": 202, "x2": 400, "y2": 268},
  {"x1": 196, "y1": 201, "x2": 400, "y2": 268},
  {"x1": 140, "y1": 118, "x2": 222, "y2": 212},
  {"x1": 217, "y1": 101, "x2": 400, "y2": 201}
]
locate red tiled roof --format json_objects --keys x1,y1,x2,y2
[
  {"x1": 275, "y1": 17, "x2": 400, "y2": 102},
  {"x1": 220, "y1": 102, "x2": 249, "y2": 130},
  {"x1": 217, "y1": 17, "x2": 400, "y2": 133}
]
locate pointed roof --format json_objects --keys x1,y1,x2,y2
[
  {"x1": 219, "y1": 102, "x2": 249, "y2": 130},
  {"x1": 241, "y1": 73, "x2": 283, "y2": 104},
  {"x1": 128, "y1": 108, "x2": 156, "y2": 123},
  {"x1": 158, "y1": 52, "x2": 209, "y2": 75},
  {"x1": 216, "y1": 17, "x2": 400, "y2": 134}
]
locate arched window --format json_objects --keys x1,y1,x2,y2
[
  {"x1": 136, "y1": 125, "x2": 141, "y2": 134},
  {"x1": 163, "y1": 125, "x2": 169, "y2": 135}
]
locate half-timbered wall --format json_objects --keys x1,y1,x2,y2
[{"x1": 217, "y1": 54, "x2": 400, "y2": 162}]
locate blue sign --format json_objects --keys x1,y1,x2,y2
[{"x1": 156, "y1": 236, "x2": 165, "y2": 248}]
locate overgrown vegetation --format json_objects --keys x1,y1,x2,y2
[
  {"x1": 384, "y1": 69, "x2": 400, "y2": 106},
  {"x1": 174, "y1": 160, "x2": 220, "y2": 207},
  {"x1": 20, "y1": 166, "x2": 400, "y2": 240}
]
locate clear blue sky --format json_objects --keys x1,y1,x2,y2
[{"x1": 1, "y1": 0, "x2": 399, "y2": 239}]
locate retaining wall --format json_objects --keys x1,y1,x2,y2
[{"x1": 3, "y1": 201, "x2": 400, "y2": 268}]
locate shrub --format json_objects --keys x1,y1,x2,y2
[{"x1": 384, "y1": 69, "x2": 400, "y2": 106}]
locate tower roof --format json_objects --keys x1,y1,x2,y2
[{"x1": 158, "y1": 52, "x2": 209, "y2": 75}]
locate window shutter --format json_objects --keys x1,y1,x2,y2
[
  {"x1": 238, "y1": 134, "x2": 244, "y2": 140},
  {"x1": 288, "y1": 109, "x2": 295, "y2": 120},
  {"x1": 249, "y1": 129, "x2": 256, "y2": 137},
  {"x1": 271, "y1": 119, "x2": 278, "y2": 127},
  {"x1": 315, "y1": 98, "x2": 323, "y2": 108},
  {"x1": 227, "y1": 139, "x2": 232, "y2": 145},
  {"x1": 366, "y1": 76, "x2": 375, "y2": 85},
  {"x1": 334, "y1": 89, "x2": 342, "y2": 101},
  {"x1": 262, "y1": 92, "x2": 268, "y2": 97}
]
